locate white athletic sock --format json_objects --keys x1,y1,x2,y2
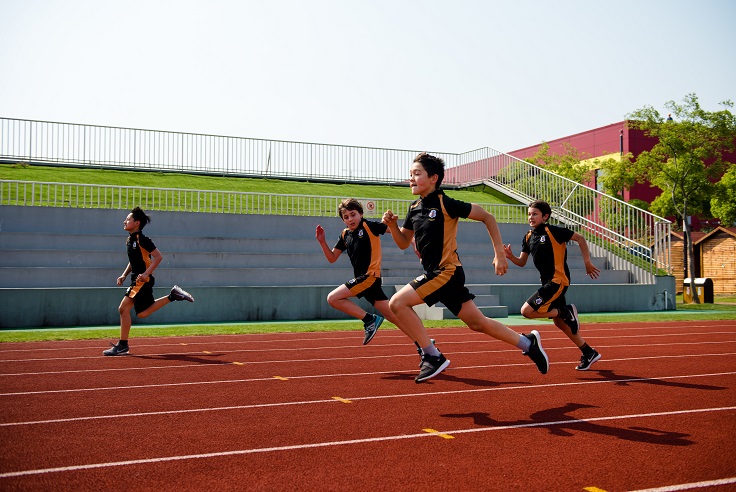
[
  {"x1": 423, "y1": 344, "x2": 440, "y2": 357},
  {"x1": 517, "y1": 335, "x2": 531, "y2": 352}
]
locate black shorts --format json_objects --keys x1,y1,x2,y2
[
  {"x1": 126, "y1": 274, "x2": 156, "y2": 314},
  {"x1": 410, "y1": 265, "x2": 474, "y2": 316},
  {"x1": 346, "y1": 275, "x2": 389, "y2": 306},
  {"x1": 526, "y1": 281, "x2": 568, "y2": 315}
]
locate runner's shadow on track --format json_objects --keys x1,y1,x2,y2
[
  {"x1": 132, "y1": 353, "x2": 231, "y2": 365},
  {"x1": 579, "y1": 369, "x2": 726, "y2": 391},
  {"x1": 382, "y1": 372, "x2": 527, "y2": 388},
  {"x1": 442, "y1": 402, "x2": 695, "y2": 446}
]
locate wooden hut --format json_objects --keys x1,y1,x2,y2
[
  {"x1": 694, "y1": 227, "x2": 736, "y2": 295},
  {"x1": 659, "y1": 231, "x2": 706, "y2": 294}
]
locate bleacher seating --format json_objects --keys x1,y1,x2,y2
[{"x1": 0, "y1": 206, "x2": 675, "y2": 328}]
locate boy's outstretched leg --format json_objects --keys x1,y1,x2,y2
[
  {"x1": 362, "y1": 313, "x2": 383, "y2": 345},
  {"x1": 551, "y1": 317, "x2": 600, "y2": 371},
  {"x1": 459, "y1": 301, "x2": 549, "y2": 375},
  {"x1": 520, "y1": 330, "x2": 549, "y2": 374},
  {"x1": 169, "y1": 285, "x2": 194, "y2": 302},
  {"x1": 389, "y1": 286, "x2": 450, "y2": 383}
]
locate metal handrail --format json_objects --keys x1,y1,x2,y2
[{"x1": 0, "y1": 179, "x2": 529, "y2": 222}]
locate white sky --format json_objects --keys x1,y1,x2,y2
[{"x1": 1, "y1": 0, "x2": 734, "y2": 153}]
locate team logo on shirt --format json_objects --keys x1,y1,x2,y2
[
  {"x1": 534, "y1": 296, "x2": 543, "y2": 305},
  {"x1": 428, "y1": 209, "x2": 437, "y2": 219},
  {"x1": 415, "y1": 274, "x2": 426, "y2": 282},
  {"x1": 539, "y1": 236, "x2": 546, "y2": 243},
  {"x1": 348, "y1": 278, "x2": 356, "y2": 285},
  {"x1": 358, "y1": 230, "x2": 364, "y2": 238},
  {"x1": 132, "y1": 242, "x2": 138, "y2": 249}
]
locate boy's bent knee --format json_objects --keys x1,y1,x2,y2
[
  {"x1": 388, "y1": 297, "x2": 407, "y2": 314},
  {"x1": 520, "y1": 305, "x2": 535, "y2": 318}
]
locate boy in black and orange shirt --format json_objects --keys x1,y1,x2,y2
[
  {"x1": 504, "y1": 200, "x2": 602, "y2": 370},
  {"x1": 383, "y1": 153, "x2": 549, "y2": 383},
  {"x1": 103, "y1": 207, "x2": 194, "y2": 356},
  {"x1": 316, "y1": 198, "x2": 400, "y2": 345}
]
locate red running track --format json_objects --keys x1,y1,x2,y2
[{"x1": 0, "y1": 320, "x2": 735, "y2": 491}]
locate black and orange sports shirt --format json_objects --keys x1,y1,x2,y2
[
  {"x1": 522, "y1": 224, "x2": 574, "y2": 286},
  {"x1": 403, "y1": 190, "x2": 472, "y2": 272},
  {"x1": 126, "y1": 231, "x2": 157, "y2": 276},
  {"x1": 334, "y1": 219, "x2": 387, "y2": 278}
]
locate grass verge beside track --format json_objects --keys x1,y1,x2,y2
[{"x1": 1, "y1": 298, "x2": 734, "y2": 343}]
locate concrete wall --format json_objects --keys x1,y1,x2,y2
[{"x1": 0, "y1": 206, "x2": 676, "y2": 328}]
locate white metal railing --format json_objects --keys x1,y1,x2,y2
[
  {"x1": 0, "y1": 180, "x2": 529, "y2": 222},
  {"x1": 462, "y1": 152, "x2": 672, "y2": 281},
  {"x1": 0, "y1": 117, "x2": 456, "y2": 184},
  {"x1": 0, "y1": 117, "x2": 671, "y2": 281}
]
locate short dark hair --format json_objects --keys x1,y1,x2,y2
[
  {"x1": 413, "y1": 152, "x2": 445, "y2": 189},
  {"x1": 337, "y1": 198, "x2": 363, "y2": 217},
  {"x1": 131, "y1": 207, "x2": 151, "y2": 229},
  {"x1": 529, "y1": 200, "x2": 552, "y2": 219}
]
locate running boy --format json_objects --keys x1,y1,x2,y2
[
  {"x1": 504, "y1": 200, "x2": 602, "y2": 370},
  {"x1": 316, "y1": 198, "x2": 400, "y2": 344},
  {"x1": 382, "y1": 152, "x2": 549, "y2": 383},
  {"x1": 103, "y1": 207, "x2": 194, "y2": 356}
]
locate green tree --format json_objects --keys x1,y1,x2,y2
[
  {"x1": 594, "y1": 152, "x2": 637, "y2": 199},
  {"x1": 525, "y1": 141, "x2": 593, "y2": 183},
  {"x1": 711, "y1": 163, "x2": 736, "y2": 226},
  {"x1": 626, "y1": 93, "x2": 736, "y2": 302}
]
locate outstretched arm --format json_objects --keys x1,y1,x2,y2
[
  {"x1": 468, "y1": 204, "x2": 508, "y2": 275},
  {"x1": 382, "y1": 210, "x2": 414, "y2": 250},
  {"x1": 571, "y1": 232, "x2": 600, "y2": 279},
  {"x1": 316, "y1": 225, "x2": 342, "y2": 263},
  {"x1": 504, "y1": 244, "x2": 528, "y2": 267}
]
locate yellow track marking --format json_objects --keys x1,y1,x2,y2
[
  {"x1": 232, "y1": 362, "x2": 244, "y2": 366},
  {"x1": 422, "y1": 428, "x2": 454, "y2": 439},
  {"x1": 331, "y1": 396, "x2": 353, "y2": 404},
  {"x1": 273, "y1": 376, "x2": 289, "y2": 380},
  {"x1": 584, "y1": 488, "x2": 608, "y2": 492}
]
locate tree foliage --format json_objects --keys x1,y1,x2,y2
[
  {"x1": 625, "y1": 93, "x2": 736, "y2": 301},
  {"x1": 626, "y1": 93, "x2": 736, "y2": 221},
  {"x1": 593, "y1": 152, "x2": 637, "y2": 199},
  {"x1": 525, "y1": 141, "x2": 594, "y2": 183},
  {"x1": 712, "y1": 163, "x2": 736, "y2": 226}
]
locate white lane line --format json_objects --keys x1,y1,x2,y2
[
  {"x1": 1, "y1": 406, "x2": 734, "y2": 479},
  {"x1": 1, "y1": 350, "x2": 735, "y2": 393},
  {"x1": 2, "y1": 338, "x2": 736, "y2": 365},
  {"x1": 1, "y1": 371, "x2": 734, "y2": 426},
  {"x1": 1, "y1": 324, "x2": 735, "y2": 356},
  {"x1": 3, "y1": 348, "x2": 735, "y2": 378},
  {"x1": 628, "y1": 476, "x2": 736, "y2": 491}
]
